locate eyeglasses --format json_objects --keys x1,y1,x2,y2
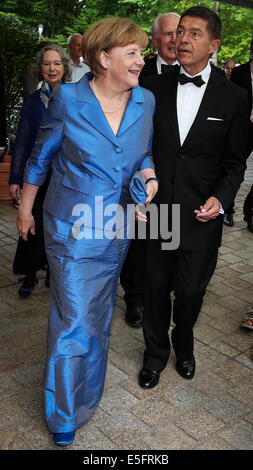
[{"x1": 41, "y1": 61, "x2": 63, "y2": 68}]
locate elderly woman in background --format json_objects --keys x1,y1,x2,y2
[
  {"x1": 17, "y1": 17, "x2": 158, "y2": 445},
  {"x1": 9, "y1": 44, "x2": 71, "y2": 297}
]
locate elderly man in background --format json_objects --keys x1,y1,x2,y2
[
  {"x1": 67, "y1": 33, "x2": 90, "y2": 82},
  {"x1": 222, "y1": 58, "x2": 235, "y2": 80},
  {"x1": 139, "y1": 12, "x2": 180, "y2": 82}
]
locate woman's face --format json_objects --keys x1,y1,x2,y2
[
  {"x1": 101, "y1": 43, "x2": 145, "y2": 90},
  {"x1": 41, "y1": 50, "x2": 65, "y2": 88}
]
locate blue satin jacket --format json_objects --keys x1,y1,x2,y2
[{"x1": 24, "y1": 73, "x2": 155, "y2": 226}]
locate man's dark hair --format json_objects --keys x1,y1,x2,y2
[{"x1": 180, "y1": 6, "x2": 222, "y2": 40}]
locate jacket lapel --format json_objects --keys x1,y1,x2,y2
[
  {"x1": 76, "y1": 73, "x2": 146, "y2": 142},
  {"x1": 117, "y1": 86, "x2": 145, "y2": 137},
  {"x1": 76, "y1": 74, "x2": 118, "y2": 145},
  {"x1": 163, "y1": 67, "x2": 181, "y2": 148}
]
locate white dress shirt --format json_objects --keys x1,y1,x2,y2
[
  {"x1": 177, "y1": 62, "x2": 211, "y2": 145},
  {"x1": 156, "y1": 54, "x2": 179, "y2": 74},
  {"x1": 68, "y1": 57, "x2": 90, "y2": 83}
]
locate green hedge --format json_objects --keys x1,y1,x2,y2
[{"x1": 0, "y1": 12, "x2": 38, "y2": 142}]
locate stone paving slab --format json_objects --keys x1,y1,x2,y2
[{"x1": 0, "y1": 156, "x2": 252, "y2": 451}]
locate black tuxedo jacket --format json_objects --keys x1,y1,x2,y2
[
  {"x1": 139, "y1": 56, "x2": 176, "y2": 85},
  {"x1": 139, "y1": 56, "x2": 158, "y2": 85},
  {"x1": 230, "y1": 61, "x2": 253, "y2": 155},
  {"x1": 143, "y1": 65, "x2": 248, "y2": 250}
]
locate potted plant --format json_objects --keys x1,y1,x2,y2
[{"x1": 0, "y1": 149, "x2": 11, "y2": 200}]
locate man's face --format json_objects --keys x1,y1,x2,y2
[
  {"x1": 175, "y1": 15, "x2": 220, "y2": 75},
  {"x1": 68, "y1": 35, "x2": 82, "y2": 61},
  {"x1": 152, "y1": 15, "x2": 180, "y2": 65}
]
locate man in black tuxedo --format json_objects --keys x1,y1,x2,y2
[
  {"x1": 120, "y1": 12, "x2": 180, "y2": 329},
  {"x1": 228, "y1": 40, "x2": 253, "y2": 232},
  {"x1": 138, "y1": 6, "x2": 248, "y2": 388}
]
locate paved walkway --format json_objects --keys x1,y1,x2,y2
[{"x1": 0, "y1": 157, "x2": 253, "y2": 451}]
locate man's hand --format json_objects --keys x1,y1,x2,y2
[{"x1": 194, "y1": 196, "x2": 221, "y2": 223}]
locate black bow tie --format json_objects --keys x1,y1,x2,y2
[
  {"x1": 178, "y1": 73, "x2": 205, "y2": 87},
  {"x1": 161, "y1": 64, "x2": 173, "y2": 74}
]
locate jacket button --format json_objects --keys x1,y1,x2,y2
[
  {"x1": 113, "y1": 184, "x2": 119, "y2": 190},
  {"x1": 179, "y1": 153, "x2": 186, "y2": 159},
  {"x1": 113, "y1": 166, "x2": 121, "y2": 172},
  {"x1": 115, "y1": 147, "x2": 122, "y2": 153}
]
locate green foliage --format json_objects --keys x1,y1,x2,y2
[
  {"x1": 1, "y1": 0, "x2": 252, "y2": 63},
  {"x1": 1, "y1": 0, "x2": 253, "y2": 138},
  {"x1": 0, "y1": 0, "x2": 87, "y2": 37},
  {"x1": 218, "y1": 4, "x2": 253, "y2": 63},
  {"x1": 0, "y1": 12, "x2": 38, "y2": 135}
]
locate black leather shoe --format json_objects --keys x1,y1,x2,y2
[
  {"x1": 176, "y1": 358, "x2": 195, "y2": 380},
  {"x1": 18, "y1": 273, "x2": 38, "y2": 298},
  {"x1": 244, "y1": 214, "x2": 253, "y2": 233},
  {"x1": 125, "y1": 305, "x2": 143, "y2": 328},
  {"x1": 138, "y1": 368, "x2": 160, "y2": 389},
  {"x1": 223, "y1": 213, "x2": 234, "y2": 227}
]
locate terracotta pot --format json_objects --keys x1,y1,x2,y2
[
  {"x1": 2, "y1": 155, "x2": 12, "y2": 163},
  {"x1": 0, "y1": 155, "x2": 11, "y2": 200}
]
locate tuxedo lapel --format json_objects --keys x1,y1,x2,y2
[{"x1": 163, "y1": 68, "x2": 181, "y2": 148}]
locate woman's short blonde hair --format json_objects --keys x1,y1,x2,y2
[{"x1": 82, "y1": 17, "x2": 148, "y2": 76}]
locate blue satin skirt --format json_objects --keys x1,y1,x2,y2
[{"x1": 43, "y1": 210, "x2": 130, "y2": 432}]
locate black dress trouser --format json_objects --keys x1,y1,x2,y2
[
  {"x1": 226, "y1": 183, "x2": 253, "y2": 217},
  {"x1": 243, "y1": 184, "x2": 253, "y2": 220},
  {"x1": 226, "y1": 141, "x2": 253, "y2": 216},
  {"x1": 142, "y1": 241, "x2": 218, "y2": 372},
  {"x1": 120, "y1": 225, "x2": 145, "y2": 307}
]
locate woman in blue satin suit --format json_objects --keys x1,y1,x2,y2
[{"x1": 17, "y1": 17, "x2": 158, "y2": 446}]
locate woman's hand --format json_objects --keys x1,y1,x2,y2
[
  {"x1": 15, "y1": 182, "x2": 39, "y2": 240},
  {"x1": 136, "y1": 180, "x2": 158, "y2": 222},
  {"x1": 144, "y1": 180, "x2": 158, "y2": 206},
  {"x1": 16, "y1": 209, "x2": 35, "y2": 241},
  {"x1": 9, "y1": 184, "x2": 21, "y2": 202}
]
